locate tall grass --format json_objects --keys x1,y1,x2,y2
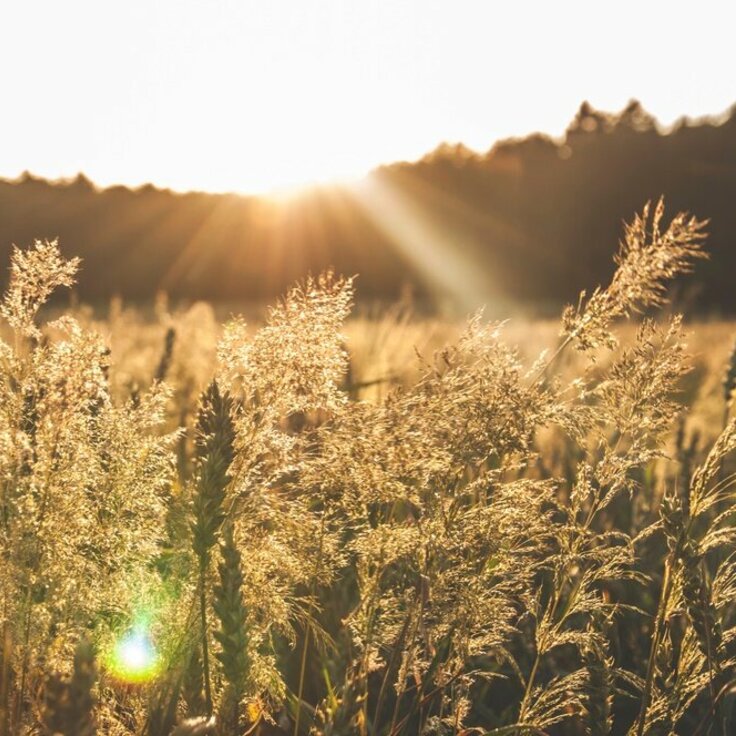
[{"x1": 1, "y1": 201, "x2": 735, "y2": 735}]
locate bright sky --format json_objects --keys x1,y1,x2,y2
[{"x1": 1, "y1": 0, "x2": 734, "y2": 194}]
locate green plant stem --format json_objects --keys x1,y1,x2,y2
[
  {"x1": 516, "y1": 576, "x2": 564, "y2": 733},
  {"x1": 199, "y1": 564, "x2": 213, "y2": 716},
  {"x1": 635, "y1": 556, "x2": 673, "y2": 736}
]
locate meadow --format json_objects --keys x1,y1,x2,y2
[{"x1": 2, "y1": 201, "x2": 736, "y2": 735}]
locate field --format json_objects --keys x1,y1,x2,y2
[{"x1": 2, "y1": 203, "x2": 736, "y2": 735}]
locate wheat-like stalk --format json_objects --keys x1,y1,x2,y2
[
  {"x1": 213, "y1": 523, "x2": 251, "y2": 732},
  {"x1": 190, "y1": 380, "x2": 236, "y2": 715}
]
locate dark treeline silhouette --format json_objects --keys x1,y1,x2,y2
[{"x1": 2, "y1": 100, "x2": 735, "y2": 311}]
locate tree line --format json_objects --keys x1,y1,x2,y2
[{"x1": 1, "y1": 100, "x2": 735, "y2": 311}]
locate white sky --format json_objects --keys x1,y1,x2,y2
[{"x1": 1, "y1": 0, "x2": 734, "y2": 194}]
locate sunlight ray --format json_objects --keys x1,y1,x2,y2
[{"x1": 347, "y1": 174, "x2": 498, "y2": 311}]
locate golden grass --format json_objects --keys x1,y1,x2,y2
[{"x1": 1, "y1": 202, "x2": 736, "y2": 735}]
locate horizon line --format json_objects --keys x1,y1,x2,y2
[{"x1": 3, "y1": 98, "x2": 734, "y2": 200}]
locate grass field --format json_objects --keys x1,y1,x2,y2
[{"x1": 2, "y1": 203, "x2": 736, "y2": 735}]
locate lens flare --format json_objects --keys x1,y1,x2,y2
[{"x1": 108, "y1": 626, "x2": 159, "y2": 684}]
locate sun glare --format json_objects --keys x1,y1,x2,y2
[{"x1": 108, "y1": 626, "x2": 159, "y2": 684}]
